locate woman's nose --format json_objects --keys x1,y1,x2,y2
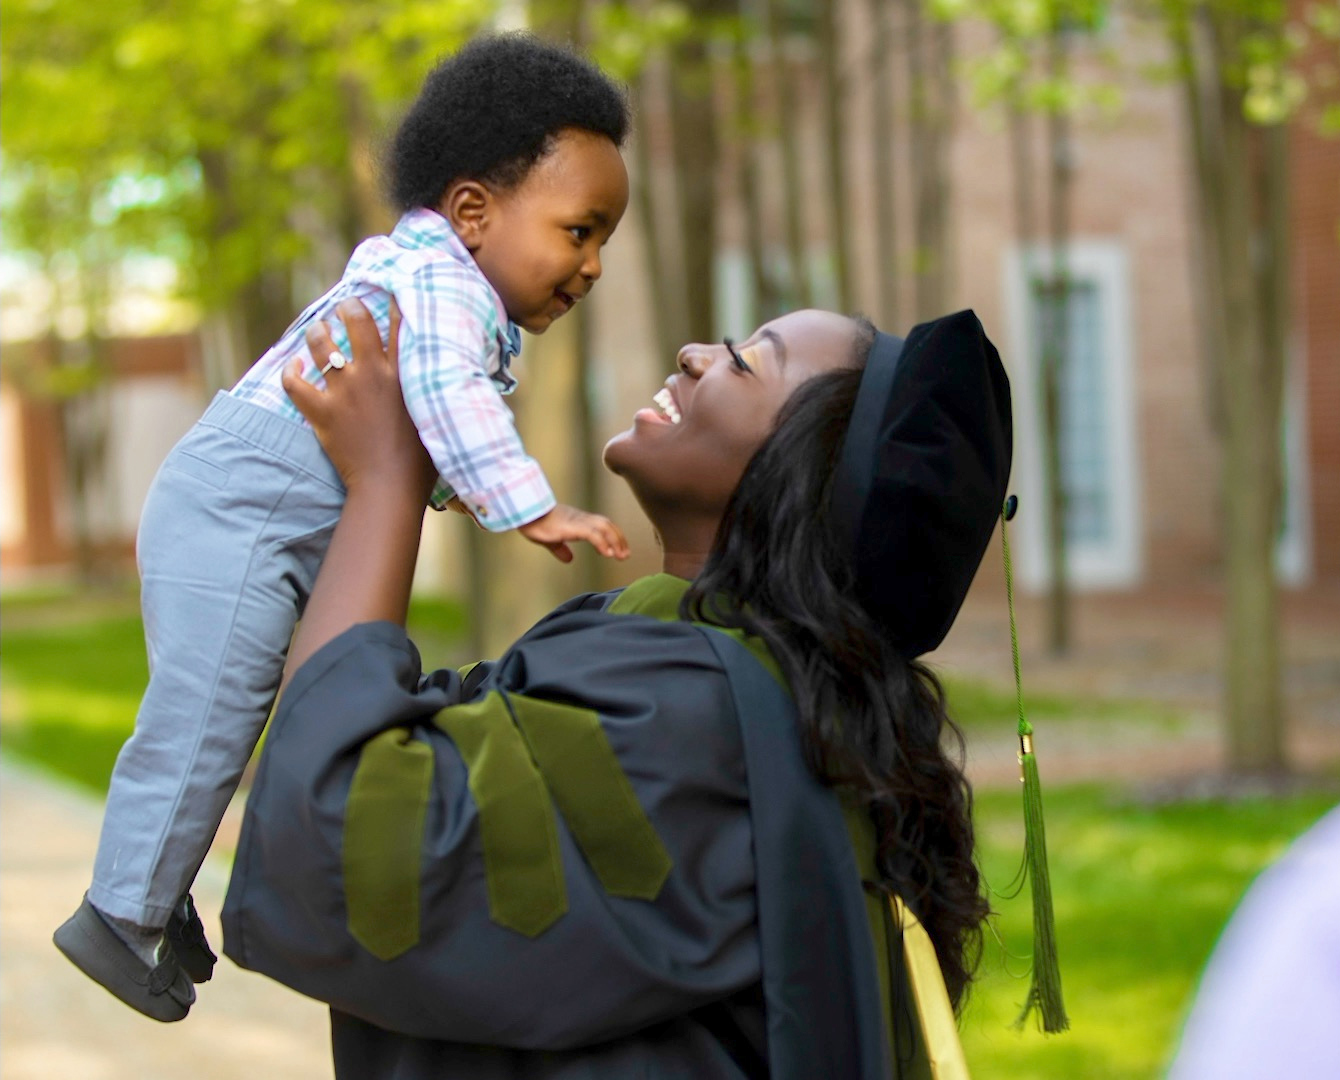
[{"x1": 676, "y1": 344, "x2": 715, "y2": 377}]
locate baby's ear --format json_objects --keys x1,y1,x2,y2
[{"x1": 439, "y1": 181, "x2": 490, "y2": 250}]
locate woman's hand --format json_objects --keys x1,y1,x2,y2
[
  {"x1": 282, "y1": 298, "x2": 437, "y2": 501},
  {"x1": 278, "y1": 298, "x2": 434, "y2": 688}
]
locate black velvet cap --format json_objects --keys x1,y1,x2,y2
[{"x1": 831, "y1": 310, "x2": 1012, "y2": 658}]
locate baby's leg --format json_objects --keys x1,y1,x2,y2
[{"x1": 88, "y1": 401, "x2": 343, "y2": 933}]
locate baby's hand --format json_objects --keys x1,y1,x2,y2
[{"x1": 517, "y1": 504, "x2": 630, "y2": 564}]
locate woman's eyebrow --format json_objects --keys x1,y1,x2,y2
[{"x1": 759, "y1": 328, "x2": 787, "y2": 366}]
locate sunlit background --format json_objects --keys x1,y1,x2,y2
[{"x1": 2, "y1": 0, "x2": 1338, "y2": 1076}]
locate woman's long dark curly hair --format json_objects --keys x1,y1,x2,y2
[{"x1": 682, "y1": 322, "x2": 988, "y2": 1006}]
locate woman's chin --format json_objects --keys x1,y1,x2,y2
[
  {"x1": 604, "y1": 412, "x2": 672, "y2": 473},
  {"x1": 602, "y1": 428, "x2": 634, "y2": 475}
]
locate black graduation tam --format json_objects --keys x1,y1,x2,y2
[{"x1": 831, "y1": 310, "x2": 1012, "y2": 658}]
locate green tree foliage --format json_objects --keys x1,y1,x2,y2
[
  {"x1": 1306, "y1": 1, "x2": 1340, "y2": 136},
  {"x1": 1, "y1": 0, "x2": 499, "y2": 580},
  {"x1": 1, "y1": 0, "x2": 495, "y2": 358}
]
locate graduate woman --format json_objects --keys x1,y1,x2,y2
[{"x1": 219, "y1": 297, "x2": 1012, "y2": 1078}]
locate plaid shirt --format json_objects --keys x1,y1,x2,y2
[{"x1": 231, "y1": 208, "x2": 555, "y2": 530}]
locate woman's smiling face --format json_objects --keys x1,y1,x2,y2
[{"x1": 604, "y1": 309, "x2": 864, "y2": 523}]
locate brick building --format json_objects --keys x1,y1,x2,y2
[
  {"x1": 3, "y1": 10, "x2": 1337, "y2": 599},
  {"x1": 1, "y1": 336, "x2": 202, "y2": 573},
  {"x1": 583, "y1": 9, "x2": 1340, "y2": 596}
]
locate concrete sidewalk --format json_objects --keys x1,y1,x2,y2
[{"x1": 0, "y1": 759, "x2": 332, "y2": 1080}]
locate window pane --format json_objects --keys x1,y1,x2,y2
[{"x1": 1031, "y1": 279, "x2": 1111, "y2": 546}]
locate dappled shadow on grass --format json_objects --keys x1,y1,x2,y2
[{"x1": 963, "y1": 785, "x2": 1337, "y2": 1079}]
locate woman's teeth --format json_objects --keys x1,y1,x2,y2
[{"x1": 652, "y1": 388, "x2": 681, "y2": 424}]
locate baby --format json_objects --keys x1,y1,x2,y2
[{"x1": 55, "y1": 33, "x2": 631, "y2": 1021}]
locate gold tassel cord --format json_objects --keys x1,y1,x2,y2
[{"x1": 1001, "y1": 497, "x2": 1069, "y2": 1033}]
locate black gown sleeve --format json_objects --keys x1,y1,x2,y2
[{"x1": 221, "y1": 613, "x2": 760, "y2": 1051}]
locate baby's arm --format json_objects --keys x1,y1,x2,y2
[
  {"x1": 447, "y1": 497, "x2": 629, "y2": 564},
  {"x1": 517, "y1": 504, "x2": 630, "y2": 563},
  {"x1": 397, "y1": 269, "x2": 627, "y2": 562},
  {"x1": 396, "y1": 266, "x2": 556, "y2": 530}
]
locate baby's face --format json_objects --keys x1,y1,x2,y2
[{"x1": 468, "y1": 128, "x2": 629, "y2": 334}]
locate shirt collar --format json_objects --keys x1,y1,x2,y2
[
  {"x1": 392, "y1": 208, "x2": 522, "y2": 367},
  {"x1": 501, "y1": 321, "x2": 522, "y2": 363}
]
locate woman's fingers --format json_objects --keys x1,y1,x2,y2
[
  {"x1": 281, "y1": 298, "x2": 433, "y2": 498},
  {"x1": 387, "y1": 299, "x2": 402, "y2": 368},
  {"x1": 304, "y1": 317, "x2": 339, "y2": 374},
  {"x1": 280, "y1": 358, "x2": 317, "y2": 418},
  {"x1": 337, "y1": 298, "x2": 385, "y2": 373},
  {"x1": 284, "y1": 320, "x2": 335, "y2": 427}
]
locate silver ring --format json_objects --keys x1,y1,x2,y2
[{"x1": 320, "y1": 350, "x2": 349, "y2": 376}]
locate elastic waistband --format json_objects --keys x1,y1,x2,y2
[{"x1": 199, "y1": 392, "x2": 341, "y2": 489}]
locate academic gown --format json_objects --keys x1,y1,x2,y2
[{"x1": 222, "y1": 574, "x2": 937, "y2": 1079}]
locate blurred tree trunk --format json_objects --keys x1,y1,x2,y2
[
  {"x1": 1176, "y1": 24, "x2": 1230, "y2": 442},
  {"x1": 764, "y1": 0, "x2": 812, "y2": 307},
  {"x1": 818, "y1": 0, "x2": 853, "y2": 311},
  {"x1": 733, "y1": 28, "x2": 781, "y2": 325},
  {"x1": 238, "y1": 270, "x2": 298, "y2": 368},
  {"x1": 25, "y1": 185, "x2": 119, "y2": 585},
  {"x1": 338, "y1": 73, "x2": 396, "y2": 241},
  {"x1": 1039, "y1": 28, "x2": 1074, "y2": 656},
  {"x1": 1172, "y1": 6, "x2": 1289, "y2": 773},
  {"x1": 52, "y1": 335, "x2": 113, "y2": 585},
  {"x1": 199, "y1": 148, "x2": 295, "y2": 375},
  {"x1": 466, "y1": 0, "x2": 603, "y2": 661},
  {"x1": 632, "y1": 54, "x2": 687, "y2": 361},
  {"x1": 869, "y1": 0, "x2": 901, "y2": 328},
  {"x1": 1009, "y1": 105, "x2": 1036, "y2": 275},
  {"x1": 670, "y1": 0, "x2": 728, "y2": 343},
  {"x1": 1001, "y1": 17, "x2": 1074, "y2": 658},
  {"x1": 905, "y1": 0, "x2": 954, "y2": 319}
]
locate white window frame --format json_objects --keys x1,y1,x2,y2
[
  {"x1": 1275, "y1": 331, "x2": 1312, "y2": 584},
  {"x1": 1003, "y1": 240, "x2": 1142, "y2": 589}
]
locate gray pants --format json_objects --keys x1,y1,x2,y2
[{"x1": 90, "y1": 393, "x2": 345, "y2": 926}]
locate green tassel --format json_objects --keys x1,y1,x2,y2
[
  {"x1": 1015, "y1": 725, "x2": 1068, "y2": 1031},
  {"x1": 1001, "y1": 497, "x2": 1069, "y2": 1034}
]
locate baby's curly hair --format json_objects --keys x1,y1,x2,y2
[{"x1": 388, "y1": 33, "x2": 630, "y2": 211}]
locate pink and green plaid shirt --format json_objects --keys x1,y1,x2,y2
[{"x1": 231, "y1": 208, "x2": 555, "y2": 530}]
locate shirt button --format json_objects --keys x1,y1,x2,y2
[{"x1": 475, "y1": 506, "x2": 488, "y2": 518}]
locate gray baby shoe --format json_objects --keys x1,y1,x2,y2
[{"x1": 53, "y1": 894, "x2": 195, "y2": 1022}]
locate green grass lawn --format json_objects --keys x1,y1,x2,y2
[
  {"x1": 3, "y1": 588, "x2": 1332, "y2": 1078},
  {"x1": 945, "y1": 675, "x2": 1190, "y2": 734},
  {"x1": 0, "y1": 586, "x2": 470, "y2": 793},
  {"x1": 963, "y1": 785, "x2": 1336, "y2": 1078}
]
